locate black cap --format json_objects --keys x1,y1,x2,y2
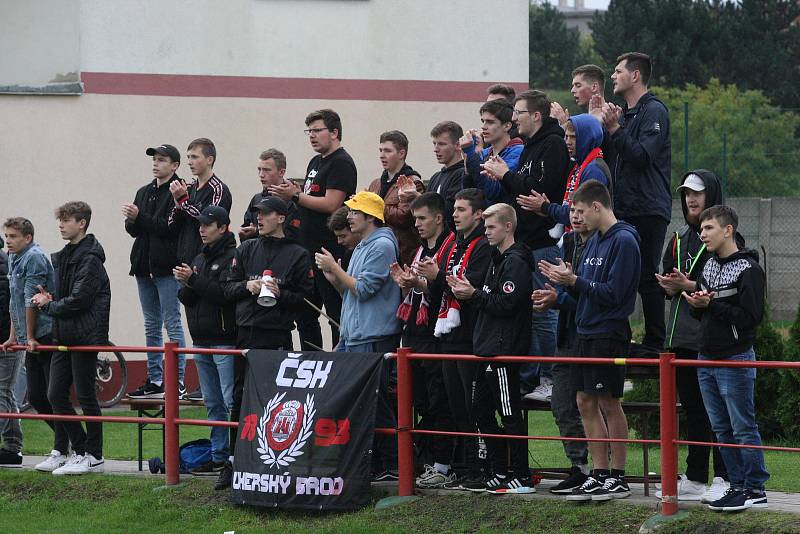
[
  {"x1": 197, "y1": 205, "x2": 230, "y2": 226},
  {"x1": 146, "y1": 144, "x2": 181, "y2": 163},
  {"x1": 253, "y1": 196, "x2": 288, "y2": 216}
]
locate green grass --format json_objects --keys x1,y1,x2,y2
[{"x1": 1, "y1": 470, "x2": 799, "y2": 534}]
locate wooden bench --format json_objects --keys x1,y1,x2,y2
[{"x1": 118, "y1": 398, "x2": 205, "y2": 471}]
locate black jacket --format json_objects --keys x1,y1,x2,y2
[
  {"x1": 45, "y1": 234, "x2": 111, "y2": 345},
  {"x1": 472, "y1": 242, "x2": 533, "y2": 357},
  {"x1": 0, "y1": 238, "x2": 9, "y2": 342},
  {"x1": 241, "y1": 191, "x2": 302, "y2": 242},
  {"x1": 178, "y1": 232, "x2": 237, "y2": 345},
  {"x1": 430, "y1": 224, "x2": 492, "y2": 353},
  {"x1": 168, "y1": 174, "x2": 233, "y2": 264},
  {"x1": 501, "y1": 117, "x2": 570, "y2": 250},
  {"x1": 692, "y1": 248, "x2": 764, "y2": 358},
  {"x1": 125, "y1": 175, "x2": 181, "y2": 277},
  {"x1": 223, "y1": 235, "x2": 314, "y2": 341},
  {"x1": 605, "y1": 92, "x2": 672, "y2": 221},
  {"x1": 555, "y1": 231, "x2": 591, "y2": 350},
  {"x1": 427, "y1": 162, "x2": 465, "y2": 231}
]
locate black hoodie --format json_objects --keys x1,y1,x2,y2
[
  {"x1": 45, "y1": 234, "x2": 111, "y2": 345},
  {"x1": 177, "y1": 232, "x2": 237, "y2": 345},
  {"x1": 472, "y1": 241, "x2": 533, "y2": 357},
  {"x1": 692, "y1": 247, "x2": 764, "y2": 358},
  {"x1": 125, "y1": 175, "x2": 181, "y2": 277},
  {"x1": 427, "y1": 161, "x2": 465, "y2": 231},
  {"x1": 500, "y1": 117, "x2": 570, "y2": 250}
]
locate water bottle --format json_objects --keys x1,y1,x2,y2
[{"x1": 257, "y1": 269, "x2": 277, "y2": 307}]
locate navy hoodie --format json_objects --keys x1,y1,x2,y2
[{"x1": 574, "y1": 221, "x2": 641, "y2": 337}]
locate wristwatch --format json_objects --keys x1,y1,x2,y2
[{"x1": 292, "y1": 191, "x2": 300, "y2": 203}]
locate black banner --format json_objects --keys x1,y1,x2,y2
[{"x1": 231, "y1": 349, "x2": 384, "y2": 510}]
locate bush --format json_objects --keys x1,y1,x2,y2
[
  {"x1": 753, "y1": 312, "x2": 786, "y2": 440},
  {"x1": 774, "y1": 304, "x2": 800, "y2": 441}
]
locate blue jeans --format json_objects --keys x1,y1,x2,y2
[
  {"x1": 338, "y1": 335, "x2": 400, "y2": 473},
  {"x1": 698, "y1": 349, "x2": 769, "y2": 491},
  {"x1": 521, "y1": 245, "x2": 560, "y2": 387},
  {"x1": 136, "y1": 275, "x2": 187, "y2": 383},
  {"x1": 194, "y1": 346, "x2": 236, "y2": 462},
  {"x1": 0, "y1": 352, "x2": 23, "y2": 453}
]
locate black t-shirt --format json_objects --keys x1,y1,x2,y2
[{"x1": 299, "y1": 147, "x2": 357, "y2": 253}]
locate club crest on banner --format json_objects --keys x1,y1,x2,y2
[{"x1": 257, "y1": 392, "x2": 316, "y2": 469}]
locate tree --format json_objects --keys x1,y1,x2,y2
[{"x1": 529, "y1": 2, "x2": 593, "y2": 89}]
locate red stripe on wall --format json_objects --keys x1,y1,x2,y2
[{"x1": 81, "y1": 72, "x2": 529, "y2": 102}]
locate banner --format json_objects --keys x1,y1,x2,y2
[{"x1": 231, "y1": 349, "x2": 384, "y2": 510}]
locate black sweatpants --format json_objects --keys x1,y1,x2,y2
[
  {"x1": 627, "y1": 215, "x2": 668, "y2": 350},
  {"x1": 442, "y1": 351, "x2": 480, "y2": 475},
  {"x1": 296, "y1": 265, "x2": 341, "y2": 351},
  {"x1": 472, "y1": 360, "x2": 529, "y2": 477},
  {"x1": 25, "y1": 336, "x2": 69, "y2": 454},
  {"x1": 48, "y1": 351, "x2": 102, "y2": 458}
]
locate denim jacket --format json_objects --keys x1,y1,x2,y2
[{"x1": 8, "y1": 243, "x2": 54, "y2": 343}]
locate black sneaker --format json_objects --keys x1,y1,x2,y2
[
  {"x1": 442, "y1": 472, "x2": 479, "y2": 491},
  {"x1": 190, "y1": 460, "x2": 225, "y2": 476},
  {"x1": 566, "y1": 476, "x2": 606, "y2": 501},
  {"x1": 463, "y1": 474, "x2": 506, "y2": 493},
  {"x1": 0, "y1": 449, "x2": 22, "y2": 466},
  {"x1": 708, "y1": 487, "x2": 742, "y2": 511},
  {"x1": 550, "y1": 466, "x2": 589, "y2": 494},
  {"x1": 488, "y1": 476, "x2": 536, "y2": 494},
  {"x1": 593, "y1": 476, "x2": 630, "y2": 501},
  {"x1": 214, "y1": 461, "x2": 233, "y2": 490},
  {"x1": 185, "y1": 388, "x2": 203, "y2": 401},
  {"x1": 127, "y1": 380, "x2": 164, "y2": 399},
  {"x1": 721, "y1": 489, "x2": 768, "y2": 512},
  {"x1": 372, "y1": 470, "x2": 399, "y2": 482}
]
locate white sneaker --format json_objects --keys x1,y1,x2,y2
[
  {"x1": 35, "y1": 450, "x2": 69, "y2": 472},
  {"x1": 416, "y1": 464, "x2": 455, "y2": 489},
  {"x1": 52, "y1": 453, "x2": 105, "y2": 475},
  {"x1": 524, "y1": 380, "x2": 553, "y2": 402},
  {"x1": 623, "y1": 380, "x2": 634, "y2": 394},
  {"x1": 701, "y1": 477, "x2": 730, "y2": 504},
  {"x1": 655, "y1": 474, "x2": 706, "y2": 501}
]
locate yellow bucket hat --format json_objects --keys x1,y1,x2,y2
[{"x1": 344, "y1": 191, "x2": 385, "y2": 222}]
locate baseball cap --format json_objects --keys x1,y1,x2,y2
[
  {"x1": 344, "y1": 191, "x2": 385, "y2": 222},
  {"x1": 146, "y1": 144, "x2": 181, "y2": 163},
  {"x1": 197, "y1": 205, "x2": 230, "y2": 226},
  {"x1": 253, "y1": 196, "x2": 288, "y2": 216},
  {"x1": 677, "y1": 173, "x2": 705, "y2": 192}
]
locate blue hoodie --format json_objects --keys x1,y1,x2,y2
[
  {"x1": 573, "y1": 221, "x2": 640, "y2": 337},
  {"x1": 547, "y1": 114, "x2": 610, "y2": 226},
  {"x1": 462, "y1": 137, "x2": 524, "y2": 203},
  {"x1": 340, "y1": 226, "x2": 402, "y2": 344}
]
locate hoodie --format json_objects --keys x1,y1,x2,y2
[
  {"x1": 462, "y1": 137, "x2": 524, "y2": 203},
  {"x1": 428, "y1": 161, "x2": 466, "y2": 231},
  {"x1": 472, "y1": 241, "x2": 533, "y2": 356},
  {"x1": 544, "y1": 114, "x2": 612, "y2": 226},
  {"x1": 367, "y1": 164, "x2": 425, "y2": 266},
  {"x1": 340, "y1": 227, "x2": 403, "y2": 344},
  {"x1": 692, "y1": 248, "x2": 764, "y2": 358},
  {"x1": 573, "y1": 221, "x2": 641, "y2": 337}
]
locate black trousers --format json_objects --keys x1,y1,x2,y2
[
  {"x1": 675, "y1": 348, "x2": 728, "y2": 483},
  {"x1": 229, "y1": 331, "x2": 293, "y2": 454},
  {"x1": 296, "y1": 265, "x2": 342, "y2": 350},
  {"x1": 48, "y1": 351, "x2": 102, "y2": 458},
  {"x1": 472, "y1": 360, "x2": 529, "y2": 477},
  {"x1": 407, "y1": 337, "x2": 454, "y2": 466},
  {"x1": 626, "y1": 215, "x2": 668, "y2": 350},
  {"x1": 25, "y1": 336, "x2": 70, "y2": 454},
  {"x1": 442, "y1": 353, "x2": 480, "y2": 474}
]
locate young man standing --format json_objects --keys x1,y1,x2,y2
[
  {"x1": 367, "y1": 130, "x2": 425, "y2": 266},
  {"x1": 551, "y1": 64, "x2": 606, "y2": 126},
  {"x1": 125, "y1": 144, "x2": 188, "y2": 399},
  {"x1": 684, "y1": 205, "x2": 769, "y2": 512},
  {"x1": 427, "y1": 121, "x2": 466, "y2": 231},
  {"x1": 270, "y1": 109, "x2": 358, "y2": 350},
  {"x1": 0, "y1": 234, "x2": 23, "y2": 466},
  {"x1": 217, "y1": 197, "x2": 314, "y2": 489},
  {"x1": 1, "y1": 218, "x2": 67, "y2": 471},
  {"x1": 655, "y1": 171, "x2": 730, "y2": 502},
  {"x1": 461, "y1": 99, "x2": 523, "y2": 203},
  {"x1": 486, "y1": 84, "x2": 516, "y2": 103},
  {"x1": 33, "y1": 202, "x2": 111, "y2": 475},
  {"x1": 391, "y1": 192, "x2": 456, "y2": 488},
  {"x1": 175, "y1": 206, "x2": 237, "y2": 475},
  {"x1": 599, "y1": 52, "x2": 671, "y2": 354},
  {"x1": 482, "y1": 89, "x2": 570, "y2": 401},
  {"x1": 539, "y1": 180, "x2": 640, "y2": 501},
  {"x1": 239, "y1": 148, "x2": 301, "y2": 243},
  {"x1": 448, "y1": 203, "x2": 534, "y2": 493}
]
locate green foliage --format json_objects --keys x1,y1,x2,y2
[
  {"x1": 753, "y1": 309, "x2": 787, "y2": 440},
  {"x1": 774, "y1": 303, "x2": 800, "y2": 440},
  {"x1": 529, "y1": 3, "x2": 594, "y2": 89},
  {"x1": 653, "y1": 80, "x2": 800, "y2": 197}
]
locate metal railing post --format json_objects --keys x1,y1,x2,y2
[
  {"x1": 659, "y1": 351, "x2": 678, "y2": 515},
  {"x1": 396, "y1": 347, "x2": 414, "y2": 496},
  {"x1": 164, "y1": 342, "x2": 180, "y2": 485}
]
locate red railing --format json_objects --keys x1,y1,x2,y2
[{"x1": 1, "y1": 343, "x2": 796, "y2": 518}]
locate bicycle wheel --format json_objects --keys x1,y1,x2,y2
[{"x1": 95, "y1": 346, "x2": 128, "y2": 408}]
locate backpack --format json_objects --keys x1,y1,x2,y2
[{"x1": 179, "y1": 438, "x2": 212, "y2": 473}]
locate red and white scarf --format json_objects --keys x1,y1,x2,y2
[
  {"x1": 434, "y1": 235, "x2": 482, "y2": 338},
  {"x1": 396, "y1": 232, "x2": 455, "y2": 326}
]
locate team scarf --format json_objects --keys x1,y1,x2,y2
[
  {"x1": 434, "y1": 234, "x2": 483, "y2": 338},
  {"x1": 560, "y1": 147, "x2": 604, "y2": 229},
  {"x1": 396, "y1": 231, "x2": 456, "y2": 326}
]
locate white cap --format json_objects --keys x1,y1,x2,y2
[{"x1": 677, "y1": 173, "x2": 705, "y2": 192}]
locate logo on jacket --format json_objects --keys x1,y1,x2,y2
[
  {"x1": 502, "y1": 281, "x2": 515, "y2": 294},
  {"x1": 257, "y1": 392, "x2": 315, "y2": 469},
  {"x1": 653, "y1": 122, "x2": 661, "y2": 132},
  {"x1": 211, "y1": 264, "x2": 219, "y2": 271}
]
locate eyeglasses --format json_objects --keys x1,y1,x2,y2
[
  {"x1": 512, "y1": 109, "x2": 532, "y2": 116},
  {"x1": 304, "y1": 127, "x2": 329, "y2": 136}
]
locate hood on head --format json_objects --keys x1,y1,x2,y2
[
  {"x1": 679, "y1": 169, "x2": 723, "y2": 224},
  {"x1": 569, "y1": 114, "x2": 603, "y2": 162}
]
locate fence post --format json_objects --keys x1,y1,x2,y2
[
  {"x1": 396, "y1": 347, "x2": 414, "y2": 497},
  {"x1": 683, "y1": 101, "x2": 689, "y2": 173},
  {"x1": 164, "y1": 342, "x2": 180, "y2": 485},
  {"x1": 659, "y1": 351, "x2": 678, "y2": 516}
]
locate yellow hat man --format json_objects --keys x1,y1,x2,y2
[{"x1": 344, "y1": 191, "x2": 385, "y2": 222}]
